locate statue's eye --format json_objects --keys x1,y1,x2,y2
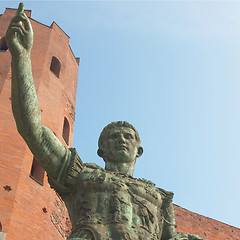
[
  {"x1": 110, "y1": 133, "x2": 118, "y2": 139},
  {"x1": 125, "y1": 133, "x2": 133, "y2": 139}
]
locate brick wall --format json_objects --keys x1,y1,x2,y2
[
  {"x1": 0, "y1": 8, "x2": 79, "y2": 240},
  {"x1": 174, "y1": 204, "x2": 240, "y2": 240}
]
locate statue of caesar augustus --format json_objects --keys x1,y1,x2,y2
[{"x1": 6, "y1": 3, "x2": 203, "y2": 240}]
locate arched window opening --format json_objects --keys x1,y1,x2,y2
[
  {"x1": 0, "y1": 222, "x2": 2, "y2": 231},
  {"x1": 0, "y1": 37, "x2": 8, "y2": 51},
  {"x1": 50, "y1": 56, "x2": 61, "y2": 78},
  {"x1": 30, "y1": 157, "x2": 45, "y2": 185},
  {"x1": 62, "y1": 117, "x2": 70, "y2": 145}
]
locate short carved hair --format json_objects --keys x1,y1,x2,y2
[{"x1": 98, "y1": 121, "x2": 141, "y2": 150}]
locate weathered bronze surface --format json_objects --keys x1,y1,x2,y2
[{"x1": 6, "y1": 3, "x2": 203, "y2": 240}]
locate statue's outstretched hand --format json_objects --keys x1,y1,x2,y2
[
  {"x1": 168, "y1": 233, "x2": 203, "y2": 240},
  {"x1": 6, "y1": 3, "x2": 33, "y2": 57}
]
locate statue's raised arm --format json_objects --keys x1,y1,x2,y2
[{"x1": 6, "y1": 3, "x2": 69, "y2": 179}]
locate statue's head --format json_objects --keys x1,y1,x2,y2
[{"x1": 98, "y1": 121, "x2": 143, "y2": 164}]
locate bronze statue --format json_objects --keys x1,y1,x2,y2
[{"x1": 6, "y1": 3, "x2": 202, "y2": 240}]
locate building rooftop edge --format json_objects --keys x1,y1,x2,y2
[
  {"x1": 4, "y1": 7, "x2": 32, "y2": 17},
  {"x1": 2, "y1": 7, "x2": 79, "y2": 65},
  {"x1": 173, "y1": 204, "x2": 240, "y2": 230},
  {"x1": 50, "y1": 21, "x2": 70, "y2": 39}
]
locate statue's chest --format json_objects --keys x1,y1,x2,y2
[
  {"x1": 74, "y1": 166, "x2": 162, "y2": 221},
  {"x1": 78, "y1": 166, "x2": 162, "y2": 203},
  {"x1": 66, "y1": 166, "x2": 167, "y2": 239},
  {"x1": 68, "y1": 166, "x2": 164, "y2": 238}
]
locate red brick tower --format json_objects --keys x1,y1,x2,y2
[{"x1": 0, "y1": 8, "x2": 79, "y2": 240}]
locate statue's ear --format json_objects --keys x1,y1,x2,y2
[
  {"x1": 97, "y1": 149, "x2": 104, "y2": 158},
  {"x1": 137, "y1": 147, "x2": 143, "y2": 158}
]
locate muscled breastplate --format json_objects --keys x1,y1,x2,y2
[{"x1": 64, "y1": 164, "x2": 165, "y2": 240}]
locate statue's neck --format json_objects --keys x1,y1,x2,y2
[{"x1": 105, "y1": 161, "x2": 135, "y2": 177}]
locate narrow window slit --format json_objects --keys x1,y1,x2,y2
[
  {"x1": 62, "y1": 117, "x2": 70, "y2": 145},
  {"x1": 30, "y1": 157, "x2": 45, "y2": 185},
  {"x1": 50, "y1": 56, "x2": 61, "y2": 78},
  {"x1": 0, "y1": 36, "x2": 8, "y2": 51}
]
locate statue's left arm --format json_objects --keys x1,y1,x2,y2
[
  {"x1": 161, "y1": 204, "x2": 203, "y2": 240},
  {"x1": 161, "y1": 203, "x2": 179, "y2": 239}
]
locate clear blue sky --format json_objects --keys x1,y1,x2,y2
[{"x1": 2, "y1": 0, "x2": 240, "y2": 229}]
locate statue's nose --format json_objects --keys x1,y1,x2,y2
[{"x1": 118, "y1": 134, "x2": 126, "y2": 143}]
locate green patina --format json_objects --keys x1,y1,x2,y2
[{"x1": 6, "y1": 3, "x2": 203, "y2": 240}]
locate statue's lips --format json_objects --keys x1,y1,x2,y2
[{"x1": 117, "y1": 145, "x2": 128, "y2": 151}]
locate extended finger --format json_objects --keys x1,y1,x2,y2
[
  {"x1": 21, "y1": 13, "x2": 32, "y2": 31},
  {"x1": 16, "y1": 2, "x2": 24, "y2": 16},
  {"x1": 10, "y1": 14, "x2": 25, "y2": 24}
]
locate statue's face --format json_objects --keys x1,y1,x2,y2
[{"x1": 103, "y1": 127, "x2": 140, "y2": 163}]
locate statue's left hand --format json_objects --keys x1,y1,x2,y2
[
  {"x1": 168, "y1": 233, "x2": 203, "y2": 240},
  {"x1": 187, "y1": 234, "x2": 203, "y2": 240},
  {"x1": 6, "y1": 2, "x2": 33, "y2": 57}
]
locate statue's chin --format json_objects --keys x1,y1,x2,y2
[
  {"x1": 106, "y1": 152, "x2": 134, "y2": 163},
  {"x1": 116, "y1": 150, "x2": 132, "y2": 161}
]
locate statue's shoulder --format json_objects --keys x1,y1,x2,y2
[
  {"x1": 83, "y1": 162, "x2": 102, "y2": 169},
  {"x1": 68, "y1": 147, "x2": 84, "y2": 172},
  {"x1": 157, "y1": 187, "x2": 174, "y2": 207},
  {"x1": 138, "y1": 177, "x2": 156, "y2": 186},
  {"x1": 69, "y1": 147, "x2": 82, "y2": 162},
  {"x1": 68, "y1": 148, "x2": 102, "y2": 170},
  {"x1": 136, "y1": 177, "x2": 174, "y2": 206}
]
